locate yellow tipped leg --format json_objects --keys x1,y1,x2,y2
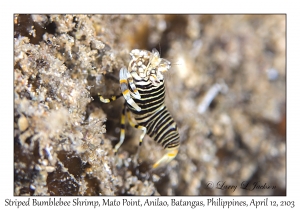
[
  {"x1": 152, "y1": 148, "x2": 179, "y2": 169},
  {"x1": 98, "y1": 93, "x2": 122, "y2": 103},
  {"x1": 127, "y1": 111, "x2": 147, "y2": 166},
  {"x1": 113, "y1": 102, "x2": 126, "y2": 155}
]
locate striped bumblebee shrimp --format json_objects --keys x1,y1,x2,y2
[{"x1": 99, "y1": 49, "x2": 180, "y2": 168}]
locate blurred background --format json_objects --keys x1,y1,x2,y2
[{"x1": 14, "y1": 14, "x2": 286, "y2": 195}]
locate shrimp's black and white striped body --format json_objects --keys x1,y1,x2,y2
[{"x1": 99, "y1": 49, "x2": 180, "y2": 168}]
